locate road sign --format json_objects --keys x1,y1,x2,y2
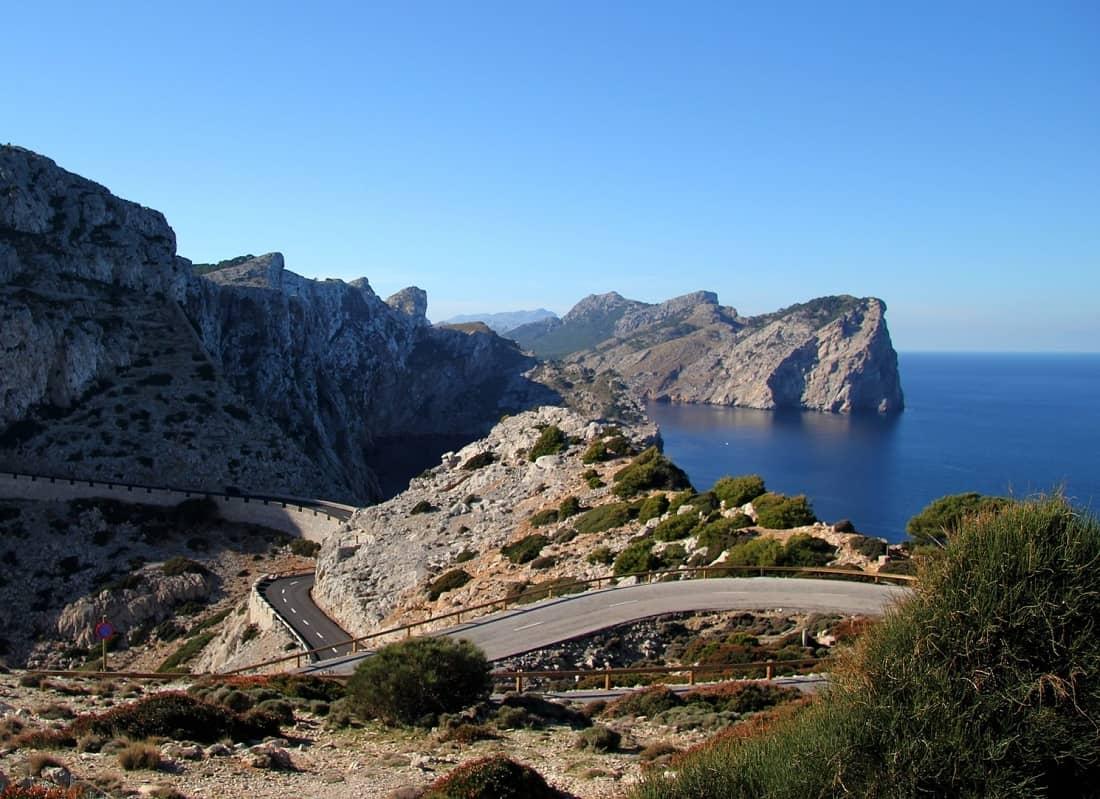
[{"x1": 95, "y1": 621, "x2": 114, "y2": 640}]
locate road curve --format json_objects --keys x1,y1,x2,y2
[
  {"x1": 262, "y1": 573, "x2": 354, "y2": 660},
  {"x1": 301, "y1": 576, "x2": 910, "y2": 675}
]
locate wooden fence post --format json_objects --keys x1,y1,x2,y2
[
  {"x1": 766, "y1": 660, "x2": 774, "y2": 680},
  {"x1": 604, "y1": 673, "x2": 611, "y2": 691},
  {"x1": 689, "y1": 669, "x2": 696, "y2": 686},
  {"x1": 515, "y1": 673, "x2": 523, "y2": 693}
]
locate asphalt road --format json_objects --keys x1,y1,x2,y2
[
  {"x1": 262, "y1": 573, "x2": 354, "y2": 660},
  {"x1": 300, "y1": 576, "x2": 909, "y2": 675}
]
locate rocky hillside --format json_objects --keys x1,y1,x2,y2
[
  {"x1": 313, "y1": 405, "x2": 888, "y2": 639},
  {"x1": 441, "y1": 307, "x2": 558, "y2": 333},
  {"x1": 0, "y1": 145, "x2": 554, "y2": 501},
  {"x1": 509, "y1": 291, "x2": 904, "y2": 414}
]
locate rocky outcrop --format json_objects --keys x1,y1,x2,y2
[
  {"x1": 441, "y1": 308, "x2": 558, "y2": 334},
  {"x1": 57, "y1": 567, "x2": 213, "y2": 648},
  {"x1": 312, "y1": 406, "x2": 659, "y2": 634},
  {"x1": 512, "y1": 291, "x2": 903, "y2": 414},
  {"x1": 0, "y1": 145, "x2": 555, "y2": 500}
]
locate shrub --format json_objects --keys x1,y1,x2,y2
[
  {"x1": 752, "y1": 493, "x2": 816, "y2": 529},
  {"x1": 725, "y1": 536, "x2": 784, "y2": 568},
  {"x1": 424, "y1": 754, "x2": 561, "y2": 799},
  {"x1": 633, "y1": 497, "x2": 1100, "y2": 798},
  {"x1": 501, "y1": 534, "x2": 548, "y2": 564},
  {"x1": 119, "y1": 741, "x2": 161, "y2": 771},
  {"x1": 240, "y1": 623, "x2": 260, "y2": 644},
  {"x1": 652, "y1": 513, "x2": 698, "y2": 542},
  {"x1": 573, "y1": 502, "x2": 634, "y2": 534},
  {"x1": 461, "y1": 451, "x2": 496, "y2": 471},
  {"x1": 613, "y1": 539, "x2": 663, "y2": 576},
  {"x1": 587, "y1": 546, "x2": 614, "y2": 565},
  {"x1": 906, "y1": 491, "x2": 1012, "y2": 546},
  {"x1": 683, "y1": 682, "x2": 800, "y2": 714},
  {"x1": 640, "y1": 740, "x2": 681, "y2": 762},
  {"x1": 410, "y1": 500, "x2": 437, "y2": 515},
  {"x1": 712, "y1": 474, "x2": 767, "y2": 508},
  {"x1": 428, "y1": 569, "x2": 472, "y2": 600},
  {"x1": 782, "y1": 534, "x2": 836, "y2": 567},
  {"x1": 581, "y1": 433, "x2": 632, "y2": 463},
  {"x1": 602, "y1": 685, "x2": 682, "y2": 718},
  {"x1": 637, "y1": 493, "x2": 670, "y2": 523},
  {"x1": 528, "y1": 425, "x2": 567, "y2": 461},
  {"x1": 156, "y1": 632, "x2": 215, "y2": 672},
  {"x1": 69, "y1": 692, "x2": 280, "y2": 743},
  {"x1": 439, "y1": 721, "x2": 500, "y2": 744},
  {"x1": 551, "y1": 527, "x2": 577, "y2": 544},
  {"x1": 497, "y1": 693, "x2": 590, "y2": 728},
  {"x1": 529, "y1": 555, "x2": 557, "y2": 571},
  {"x1": 558, "y1": 495, "x2": 583, "y2": 519},
  {"x1": 346, "y1": 637, "x2": 491, "y2": 726},
  {"x1": 695, "y1": 515, "x2": 753, "y2": 559},
  {"x1": 575, "y1": 725, "x2": 621, "y2": 752},
  {"x1": 834, "y1": 518, "x2": 856, "y2": 533},
  {"x1": 161, "y1": 557, "x2": 208, "y2": 577},
  {"x1": 513, "y1": 576, "x2": 585, "y2": 604},
  {"x1": 529, "y1": 508, "x2": 559, "y2": 527},
  {"x1": 612, "y1": 447, "x2": 692, "y2": 498},
  {"x1": 289, "y1": 538, "x2": 321, "y2": 557},
  {"x1": 850, "y1": 534, "x2": 887, "y2": 559}
]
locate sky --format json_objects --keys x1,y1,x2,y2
[{"x1": 2, "y1": 1, "x2": 1097, "y2": 351}]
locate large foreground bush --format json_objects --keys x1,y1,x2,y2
[
  {"x1": 425, "y1": 754, "x2": 565, "y2": 798},
  {"x1": 347, "y1": 637, "x2": 491, "y2": 726},
  {"x1": 635, "y1": 497, "x2": 1100, "y2": 798}
]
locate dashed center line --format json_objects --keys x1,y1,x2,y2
[
  {"x1": 303, "y1": 619, "x2": 311, "y2": 626},
  {"x1": 290, "y1": 607, "x2": 297, "y2": 614},
  {"x1": 514, "y1": 621, "x2": 544, "y2": 631},
  {"x1": 608, "y1": 600, "x2": 638, "y2": 607},
  {"x1": 316, "y1": 632, "x2": 325, "y2": 639}
]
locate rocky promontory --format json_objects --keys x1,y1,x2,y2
[{"x1": 509, "y1": 291, "x2": 904, "y2": 414}]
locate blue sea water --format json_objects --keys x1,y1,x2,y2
[{"x1": 647, "y1": 353, "x2": 1100, "y2": 542}]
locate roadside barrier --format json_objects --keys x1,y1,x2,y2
[{"x1": 230, "y1": 564, "x2": 914, "y2": 674}]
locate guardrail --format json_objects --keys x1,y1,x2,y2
[
  {"x1": 0, "y1": 469, "x2": 357, "y2": 521},
  {"x1": 229, "y1": 564, "x2": 914, "y2": 674},
  {"x1": 495, "y1": 657, "x2": 825, "y2": 692}
]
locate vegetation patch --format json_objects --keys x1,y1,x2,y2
[
  {"x1": 906, "y1": 491, "x2": 1013, "y2": 546},
  {"x1": 573, "y1": 501, "x2": 634, "y2": 534},
  {"x1": 69, "y1": 692, "x2": 280, "y2": 743},
  {"x1": 347, "y1": 637, "x2": 491, "y2": 726},
  {"x1": 424, "y1": 754, "x2": 563, "y2": 799},
  {"x1": 289, "y1": 538, "x2": 321, "y2": 557},
  {"x1": 712, "y1": 474, "x2": 767, "y2": 508},
  {"x1": 528, "y1": 425, "x2": 568, "y2": 461},
  {"x1": 613, "y1": 538, "x2": 664, "y2": 576},
  {"x1": 410, "y1": 499, "x2": 438, "y2": 515},
  {"x1": 501, "y1": 534, "x2": 549, "y2": 564},
  {"x1": 652, "y1": 513, "x2": 699, "y2": 541},
  {"x1": 612, "y1": 447, "x2": 692, "y2": 498},
  {"x1": 752, "y1": 492, "x2": 816, "y2": 529},
  {"x1": 428, "y1": 569, "x2": 472, "y2": 600},
  {"x1": 461, "y1": 451, "x2": 496, "y2": 471},
  {"x1": 529, "y1": 508, "x2": 559, "y2": 527}
]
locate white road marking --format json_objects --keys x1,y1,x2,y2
[
  {"x1": 281, "y1": 588, "x2": 286, "y2": 594},
  {"x1": 289, "y1": 581, "x2": 298, "y2": 586},
  {"x1": 303, "y1": 619, "x2": 311, "y2": 626},
  {"x1": 514, "y1": 621, "x2": 544, "y2": 631},
  {"x1": 316, "y1": 632, "x2": 325, "y2": 639},
  {"x1": 282, "y1": 597, "x2": 288, "y2": 603},
  {"x1": 291, "y1": 607, "x2": 297, "y2": 614},
  {"x1": 609, "y1": 600, "x2": 638, "y2": 607}
]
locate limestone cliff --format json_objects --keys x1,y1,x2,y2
[
  {"x1": 511, "y1": 291, "x2": 903, "y2": 414},
  {"x1": 0, "y1": 146, "x2": 553, "y2": 500}
]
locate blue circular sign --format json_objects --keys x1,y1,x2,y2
[{"x1": 95, "y1": 621, "x2": 114, "y2": 640}]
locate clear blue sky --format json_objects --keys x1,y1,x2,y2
[{"x1": 3, "y1": 1, "x2": 1097, "y2": 350}]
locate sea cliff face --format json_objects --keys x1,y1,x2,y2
[
  {"x1": 0, "y1": 146, "x2": 552, "y2": 501},
  {"x1": 511, "y1": 291, "x2": 904, "y2": 414}
]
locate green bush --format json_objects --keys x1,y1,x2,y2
[
  {"x1": 530, "y1": 555, "x2": 557, "y2": 570},
  {"x1": 906, "y1": 492, "x2": 1013, "y2": 546},
  {"x1": 428, "y1": 569, "x2": 472, "y2": 600},
  {"x1": 612, "y1": 447, "x2": 692, "y2": 498},
  {"x1": 573, "y1": 502, "x2": 634, "y2": 534},
  {"x1": 529, "y1": 508, "x2": 559, "y2": 527},
  {"x1": 782, "y1": 533, "x2": 836, "y2": 567},
  {"x1": 752, "y1": 493, "x2": 816, "y2": 529},
  {"x1": 528, "y1": 425, "x2": 567, "y2": 461},
  {"x1": 581, "y1": 433, "x2": 632, "y2": 463},
  {"x1": 695, "y1": 515, "x2": 754, "y2": 558},
  {"x1": 633, "y1": 497, "x2": 1100, "y2": 799},
  {"x1": 712, "y1": 474, "x2": 767, "y2": 508},
  {"x1": 602, "y1": 685, "x2": 683, "y2": 718},
  {"x1": 289, "y1": 538, "x2": 321, "y2": 558},
  {"x1": 157, "y1": 632, "x2": 215, "y2": 672},
  {"x1": 162, "y1": 557, "x2": 208, "y2": 577},
  {"x1": 424, "y1": 754, "x2": 561, "y2": 799},
  {"x1": 501, "y1": 534, "x2": 548, "y2": 564},
  {"x1": 558, "y1": 495, "x2": 583, "y2": 519},
  {"x1": 636, "y1": 493, "x2": 670, "y2": 523},
  {"x1": 725, "y1": 536, "x2": 784, "y2": 567},
  {"x1": 347, "y1": 637, "x2": 491, "y2": 726},
  {"x1": 513, "y1": 576, "x2": 586, "y2": 604},
  {"x1": 613, "y1": 538, "x2": 663, "y2": 576},
  {"x1": 587, "y1": 546, "x2": 614, "y2": 565},
  {"x1": 410, "y1": 499, "x2": 437, "y2": 515},
  {"x1": 69, "y1": 692, "x2": 280, "y2": 743},
  {"x1": 850, "y1": 534, "x2": 887, "y2": 559},
  {"x1": 575, "y1": 725, "x2": 621, "y2": 752},
  {"x1": 652, "y1": 513, "x2": 699, "y2": 542},
  {"x1": 461, "y1": 451, "x2": 496, "y2": 471}
]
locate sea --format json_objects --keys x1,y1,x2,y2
[{"x1": 647, "y1": 352, "x2": 1100, "y2": 542}]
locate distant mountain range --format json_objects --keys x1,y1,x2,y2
[
  {"x1": 439, "y1": 308, "x2": 558, "y2": 333},
  {"x1": 508, "y1": 290, "x2": 904, "y2": 414}
]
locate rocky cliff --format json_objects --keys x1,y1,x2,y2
[
  {"x1": 0, "y1": 146, "x2": 553, "y2": 500},
  {"x1": 510, "y1": 291, "x2": 903, "y2": 414}
]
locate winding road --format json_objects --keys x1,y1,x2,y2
[
  {"x1": 261, "y1": 574, "x2": 354, "y2": 659},
  {"x1": 297, "y1": 576, "x2": 909, "y2": 675}
]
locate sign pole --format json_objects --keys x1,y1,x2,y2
[
  {"x1": 94, "y1": 618, "x2": 114, "y2": 673},
  {"x1": 102, "y1": 636, "x2": 107, "y2": 672}
]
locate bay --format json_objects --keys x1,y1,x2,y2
[{"x1": 647, "y1": 352, "x2": 1100, "y2": 542}]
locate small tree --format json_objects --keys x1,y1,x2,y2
[
  {"x1": 906, "y1": 492, "x2": 1012, "y2": 546},
  {"x1": 347, "y1": 637, "x2": 491, "y2": 726},
  {"x1": 712, "y1": 474, "x2": 766, "y2": 508}
]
